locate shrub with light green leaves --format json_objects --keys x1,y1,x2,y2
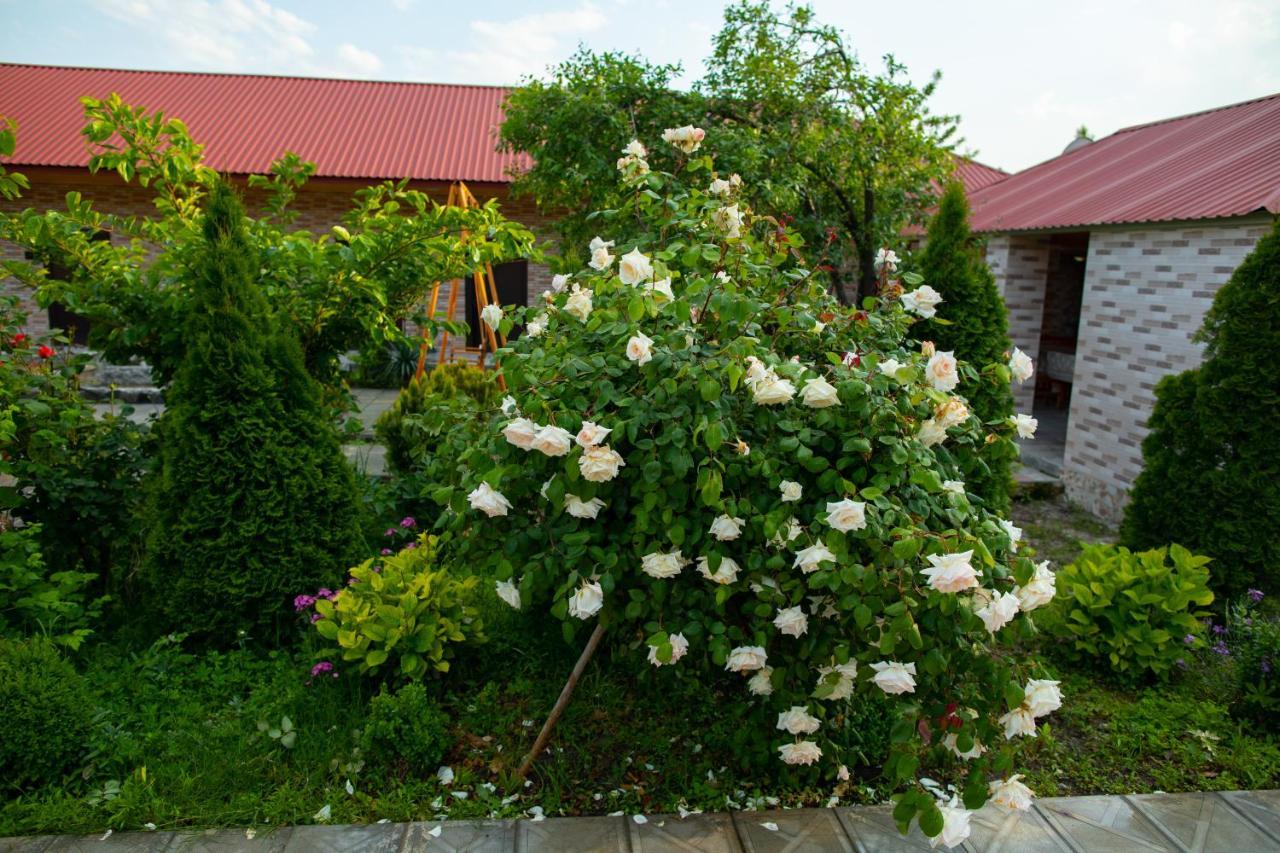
[
  {"x1": 313, "y1": 535, "x2": 484, "y2": 679},
  {"x1": 1042, "y1": 543, "x2": 1213, "y2": 680}
]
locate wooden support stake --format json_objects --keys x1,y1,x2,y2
[{"x1": 515, "y1": 621, "x2": 606, "y2": 782}]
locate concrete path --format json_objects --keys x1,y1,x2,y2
[{"x1": 4, "y1": 790, "x2": 1278, "y2": 852}]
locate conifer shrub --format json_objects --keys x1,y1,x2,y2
[
  {"x1": 375, "y1": 362, "x2": 501, "y2": 473},
  {"x1": 0, "y1": 637, "x2": 94, "y2": 788},
  {"x1": 141, "y1": 181, "x2": 363, "y2": 643},
  {"x1": 917, "y1": 182, "x2": 1017, "y2": 511},
  {"x1": 1121, "y1": 219, "x2": 1280, "y2": 598}
]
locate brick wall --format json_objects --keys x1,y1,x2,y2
[
  {"x1": 1060, "y1": 219, "x2": 1270, "y2": 520},
  {"x1": 985, "y1": 233, "x2": 1050, "y2": 413}
]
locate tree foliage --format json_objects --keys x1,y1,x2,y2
[
  {"x1": 917, "y1": 182, "x2": 1015, "y2": 511},
  {"x1": 1122, "y1": 218, "x2": 1280, "y2": 597},
  {"x1": 141, "y1": 181, "x2": 364, "y2": 643}
]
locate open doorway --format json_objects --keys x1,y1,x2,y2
[
  {"x1": 465, "y1": 260, "x2": 529, "y2": 348},
  {"x1": 1027, "y1": 232, "x2": 1088, "y2": 474}
]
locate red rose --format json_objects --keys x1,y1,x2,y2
[
  {"x1": 11, "y1": 333, "x2": 26, "y2": 345},
  {"x1": 37, "y1": 345, "x2": 55, "y2": 359}
]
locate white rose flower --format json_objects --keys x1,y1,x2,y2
[
  {"x1": 999, "y1": 706, "x2": 1038, "y2": 739},
  {"x1": 500, "y1": 395, "x2": 518, "y2": 415},
  {"x1": 870, "y1": 660, "x2": 917, "y2": 695},
  {"x1": 931, "y1": 797, "x2": 972, "y2": 850},
  {"x1": 567, "y1": 580, "x2": 604, "y2": 620},
  {"x1": 921, "y1": 550, "x2": 979, "y2": 594},
  {"x1": 837, "y1": 764, "x2": 850, "y2": 782},
  {"x1": 780, "y1": 481, "x2": 803, "y2": 502},
  {"x1": 773, "y1": 605, "x2": 809, "y2": 638},
  {"x1": 661, "y1": 125, "x2": 705, "y2": 153},
  {"x1": 531, "y1": 425, "x2": 573, "y2": 457},
  {"x1": 917, "y1": 418, "x2": 948, "y2": 448},
  {"x1": 976, "y1": 590, "x2": 1021, "y2": 633},
  {"x1": 576, "y1": 420, "x2": 612, "y2": 448},
  {"x1": 526, "y1": 315, "x2": 546, "y2": 338},
  {"x1": 778, "y1": 740, "x2": 823, "y2": 766},
  {"x1": 725, "y1": 645, "x2": 768, "y2": 673},
  {"x1": 792, "y1": 542, "x2": 836, "y2": 574},
  {"x1": 565, "y1": 284, "x2": 594, "y2": 321},
  {"x1": 989, "y1": 775, "x2": 1035, "y2": 811},
  {"x1": 877, "y1": 358, "x2": 905, "y2": 379},
  {"x1": 502, "y1": 417, "x2": 539, "y2": 451},
  {"x1": 999, "y1": 519, "x2": 1023, "y2": 552},
  {"x1": 815, "y1": 661, "x2": 857, "y2": 700},
  {"x1": 709, "y1": 514, "x2": 745, "y2": 541},
  {"x1": 480, "y1": 303, "x2": 503, "y2": 331},
  {"x1": 1010, "y1": 413, "x2": 1038, "y2": 439},
  {"x1": 564, "y1": 494, "x2": 606, "y2": 519},
  {"x1": 825, "y1": 499, "x2": 867, "y2": 533},
  {"x1": 626, "y1": 331, "x2": 654, "y2": 366},
  {"x1": 1024, "y1": 679, "x2": 1062, "y2": 717},
  {"x1": 589, "y1": 235, "x2": 614, "y2": 252},
  {"x1": 697, "y1": 555, "x2": 740, "y2": 585},
  {"x1": 901, "y1": 284, "x2": 944, "y2": 318},
  {"x1": 934, "y1": 398, "x2": 969, "y2": 430},
  {"x1": 874, "y1": 247, "x2": 900, "y2": 272},
  {"x1": 776, "y1": 706, "x2": 821, "y2": 735},
  {"x1": 646, "y1": 277, "x2": 674, "y2": 302},
  {"x1": 747, "y1": 666, "x2": 774, "y2": 695},
  {"x1": 708, "y1": 177, "x2": 733, "y2": 196},
  {"x1": 941, "y1": 479, "x2": 965, "y2": 498},
  {"x1": 925, "y1": 350, "x2": 960, "y2": 392},
  {"x1": 647, "y1": 632, "x2": 689, "y2": 667},
  {"x1": 735, "y1": 438, "x2": 750, "y2": 456},
  {"x1": 800, "y1": 376, "x2": 840, "y2": 408},
  {"x1": 495, "y1": 579, "x2": 521, "y2": 610},
  {"x1": 713, "y1": 204, "x2": 744, "y2": 239},
  {"x1": 589, "y1": 246, "x2": 614, "y2": 271},
  {"x1": 1009, "y1": 347, "x2": 1035, "y2": 383},
  {"x1": 622, "y1": 139, "x2": 647, "y2": 158},
  {"x1": 752, "y1": 371, "x2": 796, "y2": 406},
  {"x1": 618, "y1": 248, "x2": 654, "y2": 285},
  {"x1": 942, "y1": 732, "x2": 986, "y2": 760},
  {"x1": 468, "y1": 482, "x2": 512, "y2": 517},
  {"x1": 579, "y1": 444, "x2": 625, "y2": 482},
  {"x1": 641, "y1": 550, "x2": 688, "y2": 580},
  {"x1": 1016, "y1": 561, "x2": 1056, "y2": 611},
  {"x1": 550, "y1": 273, "x2": 571, "y2": 293}
]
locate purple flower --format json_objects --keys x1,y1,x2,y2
[
  {"x1": 1211, "y1": 640, "x2": 1231, "y2": 656},
  {"x1": 400, "y1": 516, "x2": 417, "y2": 528},
  {"x1": 347, "y1": 576, "x2": 359, "y2": 585},
  {"x1": 384, "y1": 528, "x2": 397, "y2": 537},
  {"x1": 1248, "y1": 588, "x2": 1265, "y2": 603},
  {"x1": 310, "y1": 661, "x2": 334, "y2": 677},
  {"x1": 1262, "y1": 660, "x2": 1273, "y2": 674},
  {"x1": 381, "y1": 548, "x2": 393, "y2": 556},
  {"x1": 403, "y1": 542, "x2": 417, "y2": 551},
  {"x1": 316, "y1": 588, "x2": 336, "y2": 600},
  {"x1": 1183, "y1": 634, "x2": 1196, "y2": 645},
  {"x1": 1175, "y1": 658, "x2": 1187, "y2": 669},
  {"x1": 1211, "y1": 623, "x2": 1226, "y2": 636},
  {"x1": 293, "y1": 594, "x2": 316, "y2": 612},
  {"x1": 310, "y1": 612, "x2": 324, "y2": 623}
]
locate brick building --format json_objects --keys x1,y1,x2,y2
[{"x1": 969, "y1": 93, "x2": 1280, "y2": 521}]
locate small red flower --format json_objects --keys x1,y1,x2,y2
[
  {"x1": 37, "y1": 344, "x2": 55, "y2": 359},
  {"x1": 11, "y1": 333, "x2": 26, "y2": 346}
]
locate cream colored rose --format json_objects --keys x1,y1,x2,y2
[
  {"x1": 874, "y1": 247, "x2": 899, "y2": 272},
  {"x1": 815, "y1": 661, "x2": 857, "y2": 700},
  {"x1": 792, "y1": 542, "x2": 835, "y2": 574},
  {"x1": 776, "y1": 706, "x2": 820, "y2": 735},
  {"x1": 870, "y1": 660, "x2": 917, "y2": 695},
  {"x1": 943, "y1": 732, "x2": 986, "y2": 760},
  {"x1": 531, "y1": 425, "x2": 573, "y2": 457},
  {"x1": 934, "y1": 398, "x2": 969, "y2": 429},
  {"x1": 622, "y1": 139, "x2": 647, "y2": 158},
  {"x1": 1024, "y1": 679, "x2": 1062, "y2": 717},
  {"x1": 921, "y1": 550, "x2": 979, "y2": 593},
  {"x1": 999, "y1": 519, "x2": 1023, "y2": 552},
  {"x1": 925, "y1": 350, "x2": 959, "y2": 392},
  {"x1": 467, "y1": 482, "x2": 512, "y2": 517},
  {"x1": 989, "y1": 775, "x2": 1035, "y2": 811},
  {"x1": 708, "y1": 177, "x2": 733, "y2": 196},
  {"x1": 1016, "y1": 561, "x2": 1056, "y2": 611},
  {"x1": 708, "y1": 514, "x2": 745, "y2": 541},
  {"x1": 917, "y1": 418, "x2": 947, "y2": 447},
  {"x1": 999, "y1": 706, "x2": 1037, "y2": 739},
  {"x1": 935, "y1": 797, "x2": 973, "y2": 849},
  {"x1": 661, "y1": 125, "x2": 705, "y2": 153},
  {"x1": 779, "y1": 480, "x2": 803, "y2": 502},
  {"x1": 565, "y1": 285, "x2": 593, "y2": 321},
  {"x1": 495, "y1": 579, "x2": 521, "y2": 610},
  {"x1": 976, "y1": 590, "x2": 1020, "y2": 633},
  {"x1": 526, "y1": 315, "x2": 546, "y2": 338},
  {"x1": 1009, "y1": 347, "x2": 1034, "y2": 383},
  {"x1": 618, "y1": 248, "x2": 653, "y2": 285},
  {"x1": 778, "y1": 740, "x2": 822, "y2": 766},
  {"x1": 1010, "y1": 413, "x2": 1038, "y2": 438},
  {"x1": 942, "y1": 479, "x2": 965, "y2": 497},
  {"x1": 502, "y1": 417, "x2": 539, "y2": 451},
  {"x1": 825, "y1": 498, "x2": 867, "y2": 533},
  {"x1": 575, "y1": 420, "x2": 611, "y2": 448},
  {"x1": 752, "y1": 370, "x2": 796, "y2": 405},
  {"x1": 773, "y1": 605, "x2": 808, "y2": 637},
  {"x1": 696, "y1": 555, "x2": 740, "y2": 584},
  {"x1": 800, "y1": 376, "x2": 840, "y2": 408},
  {"x1": 877, "y1": 357, "x2": 905, "y2": 379},
  {"x1": 646, "y1": 277, "x2": 674, "y2": 302},
  {"x1": 900, "y1": 284, "x2": 943, "y2": 318},
  {"x1": 626, "y1": 331, "x2": 654, "y2": 365},
  {"x1": 647, "y1": 632, "x2": 688, "y2": 667},
  {"x1": 747, "y1": 666, "x2": 774, "y2": 695},
  {"x1": 564, "y1": 494, "x2": 605, "y2": 519},
  {"x1": 713, "y1": 204, "x2": 743, "y2": 238},
  {"x1": 579, "y1": 444, "x2": 625, "y2": 482},
  {"x1": 567, "y1": 580, "x2": 604, "y2": 619},
  {"x1": 725, "y1": 645, "x2": 768, "y2": 673},
  {"x1": 550, "y1": 273, "x2": 570, "y2": 293},
  {"x1": 589, "y1": 246, "x2": 614, "y2": 271},
  {"x1": 641, "y1": 550, "x2": 688, "y2": 579},
  {"x1": 480, "y1": 303, "x2": 503, "y2": 331}
]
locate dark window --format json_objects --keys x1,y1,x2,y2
[{"x1": 465, "y1": 260, "x2": 529, "y2": 347}]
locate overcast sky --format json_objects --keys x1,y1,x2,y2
[{"x1": 2, "y1": 0, "x2": 1277, "y2": 172}]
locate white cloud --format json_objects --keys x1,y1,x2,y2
[{"x1": 336, "y1": 43, "x2": 383, "y2": 78}]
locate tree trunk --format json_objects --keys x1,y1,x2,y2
[
  {"x1": 856, "y1": 185, "x2": 879, "y2": 303},
  {"x1": 514, "y1": 621, "x2": 606, "y2": 782}
]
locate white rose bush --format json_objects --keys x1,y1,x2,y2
[{"x1": 439, "y1": 129, "x2": 1058, "y2": 845}]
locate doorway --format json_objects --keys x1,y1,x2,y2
[
  {"x1": 465, "y1": 260, "x2": 529, "y2": 347},
  {"x1": 1028, "y1": 232, "x2": 1088, "y2": 474}
]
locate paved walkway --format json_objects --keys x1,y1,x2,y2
[{"x1": 4, "y1": 790, "x2": 1278, "y2": 852}]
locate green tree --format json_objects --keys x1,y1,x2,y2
[
  {"x1": 141, "y1": 180, "x2": 363, "y2": 643},
  {"x1": 1122, "y1": 218, "x2": 1280, "y2": 597},
  {"x1": 917, "y1": 182, "x2": 1015, "y2": 510}
]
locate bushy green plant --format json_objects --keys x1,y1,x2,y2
[
  {"x1": 446, "y1": 128, "x2": 1053, "y2": 841},
  {"x1": 141, "y1": 181, "x2": 364, "y2": 643},
  {"x1": 375, "y1": 362, "x2": 501, "y2": 473},
  {"x1": 313, "y1": 534, "x2": 484, "y2": 679},
  {"x1": 1122, "y1": 219, "x2": 1280, "y2": 598},
  {"x1": 1222, "y1": 591, "x2": 1279, "y2": 726},
  {"x1": 1042, "y1": 543, "x2": 1214, "y2": 680},
  {"x1": 360, "y1": 682, "x2": 452, "y2": 776},
  {"x1": 0, "y1": 637, "x2": 95, "y2": 789},
  {"x1": 0, "y1": 525, "x2": 104, "y2": 649},
  {"x1": 917, "y1": 182, "x2": 1017, "y2": 512}
]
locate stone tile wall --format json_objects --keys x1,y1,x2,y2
[{"x1": 985, "y1": 233, "x2": 1050, "y2": 413}]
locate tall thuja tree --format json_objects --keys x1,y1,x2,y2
[
  {"x1": 917, "y1": 182, "x2": 1016, "y2": 511},
  {"x1": 1122, "y1": 218, "x2": 1280, "y2": 597},
  {"x1": 142, "y1": 180, "x2": 363, "y2": 642}
]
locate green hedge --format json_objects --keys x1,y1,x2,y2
[{"x1": 0, "y1": 637, "x2": 94, "y2": 788}]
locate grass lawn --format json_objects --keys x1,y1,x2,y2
[{"x1": 3, "y1": 495, "x2": 1276, "y2": 836}]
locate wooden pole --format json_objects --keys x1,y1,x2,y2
[{"x1": 515, "y1": 621, "x2": 606, "y2": 782}]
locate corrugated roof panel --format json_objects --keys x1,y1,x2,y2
[
  {"x1": 969, "y1": 92, "x2": 1280, "y2": 232},
  {"x1": 0, "y1": 63, "x2": 530, "y2": 183}
]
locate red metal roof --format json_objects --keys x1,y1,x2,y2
[
  {"x1": 952, "y1": 157, "x2": 1008, "y2": 193},
  {"x1": 0, "y1": 63, "x2": 529, "y2": 183},
  {"x1": 969, "y1": 92, "x2": 1280, "y2": 232}
]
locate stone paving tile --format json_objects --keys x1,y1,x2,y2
[
  {"x1": 0, "y1": 838, "x2": 57, "y2": 853},
  {"x1": 516, "y1": 815, "x2": 628, "y2": 853},
  {"x1": 965, "y1": 802, "x2": 1072, "y2": 852},
  {"x1": 1125, "y1": 792, "x2": 1280, "y2": 852},
  {"x1": 733, "y1": 808, "x2": 853, "y2": 853},
  {"x1": 1035, "y1": 795, "x2": 1177, "y2": 852},
  {"x1": 401, "y1": 820, "x2": 514, "y2": 852},
  {"x1": 627, "y1": 812, "x2": 741, "y2": 853},
  {"x1": 43, "y1": 833, "x2": 174, "y2": 852},
  {"x1": 834, "y1": 804, "x2": 939, "y2": 851},
  {"x1": 1218, "y1": 790, "x2": 1280, "y2": 843},
  {"x1": 281, "y1": 823, "x2": 404, "y2": 853},
  {"x1": 165, "y1": 827, "x2": 293, "y2": 852}
]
